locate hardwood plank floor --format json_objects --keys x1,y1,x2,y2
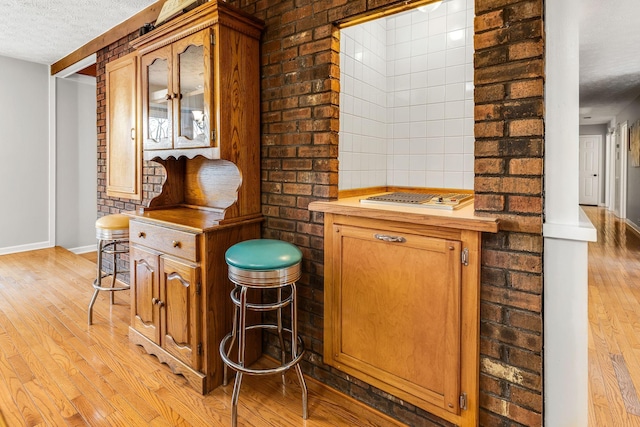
[
  {"x1": 586, "y1": 207, "x2": 640, "y2": 426},
  {"x1": 0, "y1": 247, "x2": 404, "y2": 427}
]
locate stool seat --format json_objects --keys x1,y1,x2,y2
[
  {"x1": 225, "y1": 239, "x2": 302, "y2": 270},
  {"x1": 96, "y1": 213, "x2": 129, "y2": 230}
]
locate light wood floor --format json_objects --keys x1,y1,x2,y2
[
  {"x1": 0, "y1": 247, "x2": 403, "y2": 426},
  {"x1": 586, "y1": 207, "x2": 640, "y2": 426}
]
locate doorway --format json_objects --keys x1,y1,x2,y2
[{"x1": 579, "y1": 134, "x2": 602, "y2": 206}]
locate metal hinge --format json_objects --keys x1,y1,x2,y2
[
  {"x1": 211, "y1": 129, "x2": 216, "y2": 142},
  {"x1": 210, "y1": 33, "x2": 215, "y2": 45},
  {"x1": 461, "y1": 248, "x2": 469, "y2": 266},
  {"x1": 197, "y1": 343, "x2": 203, "y2": 355},
  {"x1": 196, "y1": 282, "x2": 201, "y2": 295},
  {"x1": 459, "y1": 392, "x2": 467, "y2": 410}
]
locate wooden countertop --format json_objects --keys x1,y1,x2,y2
[
  {"x1": 308, "y1": 193, "x2": 499, "y2": 233},
  {"x1": 124, "y1": 206, "x2": 262, "y2": 233}
]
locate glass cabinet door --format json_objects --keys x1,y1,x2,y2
[
  {"x1": 174, "y1": 30, "x2": 213, "y2": 149},
  {"x1": 142, "y1": 45, "x2": 173, "y2": 150}
]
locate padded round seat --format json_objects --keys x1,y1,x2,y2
[
  {"x1": 220, "y1": 239, "x2": 308, "y2": 427},
  {"x1": 88, "y1": 214, "x2": 130, "y2": 325}
]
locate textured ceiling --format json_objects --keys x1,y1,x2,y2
[
  {"x1": 580, "y1": 0, "x2": 640, "y2": 125},
  {"x1": 0, "y1": 0, "x2": 636, "y2": 126},
  {"x1": 0, "y1": 0, "x2": 155, "y2": 65}
]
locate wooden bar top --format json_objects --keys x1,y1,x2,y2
[{"x1": 308, "y1": 193, "x2": 499, "y2": 234}]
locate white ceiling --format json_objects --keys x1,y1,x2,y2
[
  {"x1": 0, "y1": 0, "x2": 637, "y2": 127},
  {"x1": 0, "y1": 0, "x2": 155, "y2": 65}
]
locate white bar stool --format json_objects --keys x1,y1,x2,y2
[
  {"x1": 220, "y1": 239, "x2": 308, "y2": 427},
  {"x1": 87, "y1": 214, "x2": 130, "y2": 325}
]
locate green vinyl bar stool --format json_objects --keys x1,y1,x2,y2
[
  {"x1": 87, "y1": 214, "x2": 130, "y2": 325},
  {"x1": 220, "y1": 239, "x2": 308, "y2": 427}
]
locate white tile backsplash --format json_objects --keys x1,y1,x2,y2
[{"x1": 339, "y1": 4, "x2": 474, "y2": 190}]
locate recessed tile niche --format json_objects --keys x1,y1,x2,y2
[{"x1": 339, "y1": 0, "x2": 475, "y2": 190}]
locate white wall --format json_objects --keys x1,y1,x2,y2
[
  {"x1": 0, "y1": 55, "x2": 50, "y2": 253},
  {"x1": 614, "y1": 94, "x2": 640, "y2": 227},
  {"x1": 56, "y1": 76, "x2": 97, "y2": 252},
  {"x1": 339, "y1": 0, "x2": 474, "y2": 190}
]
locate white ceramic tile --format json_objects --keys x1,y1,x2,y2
[
  {"x1": 463, "y1": 153, "x2": 474, "y2": 172},
  {"x1": 393, "y1": 170, "x2": 410, "y2": 186},
  {"x1": 427, "y1": 119, "x2": 445, "y2": 137},
  {"x1": 465, "y1": 81, "x2": 474, "y2": 99},
  {"x1": 428, "y1": 33, "x2": 447, "y2": 53},
  {"x1": 396, "y1": 12, "x2": 412, "y2": 28},
  {"x1": 411, "y1": 54, "x2": 428, "y2": 73},
  {"x1": 394, "y1": 155, "x2": 411, "y2": 171},
  {"x1": 447, "y1": 0, "x2": 467, "y2": 14},
  {"x1": 394, "y1": 106, "x2": 410, "y2": 122},
  {"x1": 394, "y1": 122, "x2": 411, "y2": 138},
  {"x1": 445, "y1": 100, "x2": 464, "y2": 118},
  {"x1": 464, "y1": 136, "x2": 474, "y2": 154},
  {"x1": 410, "y1": 154, "x2": 426, "y2": 171},
  {"x1": 395, "y1": 90, "x2": 411, "y2": 106},
  {"x1": 412, "y1": 21, "x2": 428, "y2": 40},
  {"x1": 395, "y1": 57, "x2": 411, "y2": 75},
  {"x1": 445, "y1": 118, "x2": 464, "y2": 136},
  {"x1": 444, "y1": 136, "x2": 463, "y2": 153},
  {"x1": 464, "y1": 117, "x2": 474, "y2": 135},
  {"x1": 426, "y1": 171, "x2": 444, "y2": 187},
  {"x1": 426, "y1": 154, "x2": 444, "y2": 170},
  {"x1": 445, "y1": 65, "x2": 465, "y2": 84},
  {"x1": 427, "y1": 86, "x2": 446, "y2": 103},
  {"x1": 410, "y1": 138, "x2": 428, "y2": 154},
  {"x1": 427, "y1": 68, "x2": 446, "y2": 86},
  {"x1": 447, "y1": 30, "x2": 466, "y2": 49},
  {"x1": 445, "y1": 83, "x2": 465, "y2": 101},
  {"x1": 446, "y1": 47, "x2": 466, "y2": 66},
  {"x1": 411, "y1": 122, "x2": 427, "y2": 138},
  {"x1": 444, "y1": 154, "x2": 463, "y2": 171},
  {"x1": 394, "y1": 139, "x2": 410, "y2": 154},
  {"x1": 463, "y1": 172, "x2": 474, "y2": 190},
  {"x1": 427, "y1": 102, "x2": 445, "y2": 120},
  {"x1": 411, "y1": 104, "x2": 427, "y2": 122},
  {"x1": 464, "y1": 99, "x2": 474, "y2": 117},
  {"x1": 427, "y1": 51, "x2": 446, "y2": 69},
  {"x1": 446, "y1": 11, "x2": 467, "y2": 31},
  {"x1": 411, "y1": 88, "x2": 428, "y2": 106},
  {"x1": 428, "y1": 16, "x2": 446, "y2": 36},
  {"x1": 412, "y1": 38, "x2": 428, "y2": 56},
  {"x1": 411, "y1": 70, "x2": 428, "y2": 89},
  {"x1": 443, "y1": 172, "x2": 463, "y2": 188},
  {"x1": 409, "y1": 171, "x2": 427, "y2": 187},
  {"x1": 426, "y1": 137, "x2": 445, "y2": 153}
]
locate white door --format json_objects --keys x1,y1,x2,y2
[{"x1": 579, "y1": 135, "x2": 601, "y2": 205}]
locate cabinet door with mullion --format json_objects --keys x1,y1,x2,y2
[
  {"x1": 160, "y1": 255, "x2": 202, "y2": 371},
  {"x1": 141, "y1": 44, "x2": 173, "y2": 150},
  {"x1": 173, "y1": 28, "x2": 213, "y2": 149}
]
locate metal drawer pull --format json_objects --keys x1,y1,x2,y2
[
  {"x1": 138, "y1": 231, "x2": 146, "y2": 238},
  {"x1": 374, "y1": 234, "x2": 406, "y2": 243},
  {"x1": 172, "y1": 240, "x2": 181, "y2": 248}
]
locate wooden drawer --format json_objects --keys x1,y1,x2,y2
[{"x1": 130, "y1": 221, "x2": 198, "y2": 262}]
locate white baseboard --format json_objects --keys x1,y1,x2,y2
[
  {"x1": 0, "y1": 241, "x2": 53, "y2": 256},
  {"x1": 626, "y1": 219, "x2": 640, "y2": 236},
  {"x1": 68, "y1": 245, "x2": 96, "y2": 254}
]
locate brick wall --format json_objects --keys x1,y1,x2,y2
[{"x1": 96, "y1": 0, "x2": 545, "y2": 425}]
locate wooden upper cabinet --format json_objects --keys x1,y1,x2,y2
[
  {"x1": 132, "y1": 1, "x2": 263, "y2": 161},
  {"x1": 105, "y1": 52, "x2": 141, "y2": 200}
]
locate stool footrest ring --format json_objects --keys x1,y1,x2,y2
[{"x1": 219, "y1": 325, "x2": 305, "y2": 376}]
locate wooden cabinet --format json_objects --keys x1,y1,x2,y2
[
  {"x1": 128, "y1": 213, "x2": 262, "y2": 393},
  {"x1": 309, "y1": 195, "x2": 499, "y2": 427},
  {"x1": 124, "y1": 0, "x2": 264, "y2": 395},
  {"x1": 105, "y1": 52, "x2": 141, "y2": 200},
  {"x1": 132, "y1": 0, "x2": 263, "y2": 161}
]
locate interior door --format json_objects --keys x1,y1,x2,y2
[{"x1": 579, "y1": 135, "x2": 601, "y2": 205}]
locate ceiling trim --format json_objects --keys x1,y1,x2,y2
[{"x1": 50, "y1": 0, "x2": 167, "y2": 75}]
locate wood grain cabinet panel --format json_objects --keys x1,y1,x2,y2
[
  {"x1": 105, "y1": 52, "x2": 141, "y2": 200},
  {"x1": 320, "y1": 212, "x2": 487, "y2": 427}
]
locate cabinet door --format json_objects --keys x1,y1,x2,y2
[
  {"x1": 105, "y1": 52, "x2": 141, "y2": 200},
  {"x1": 173, "y1": 29, "x2": 213, "y2": 149},
  {"x1": 130, "y1": 245, "x2": 161, "y2": 344},
  {"x1": 160, "y1": 256, "x2": 202, "y2": 370},
  {"x1": 329, "y1": 224, "x2": 462, "y2": 414},
  {"x1": 141, "y1": 45, "x2": 173, "y2": 150}
]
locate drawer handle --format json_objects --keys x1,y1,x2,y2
[
  {"x1": 152, "y1": 298, "x2": 165, "y2": 307},
  {"x1": 138, "y1": 232, "x2": 146, "y2": 238},
  {"x1": 172, "y1": 240, "x2": 181, "y2": 248},
  {"x1": 374, "y1": 234, "x2": 406, "y2": 243}
]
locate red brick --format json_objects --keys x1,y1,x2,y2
[
  {"x1": 474, "y1": 194, "x2": 505, "y2": 211},
  {"x1": 475, "y1": 10, "x2": 504, "y2": 32},
  {"x1": 475, "y1": 121, "x2": 504, "y2": 138},
  {"x1": 475, "y1": 158, "x2": 505, "y2": 174},
  {"x1": 509, "y1": 158, "x2": 543, "y2": 175},
  {"x1": 510, "y1": 78, "x2": 543, "y2": 99},
  {"x1": 481, "y1": 284, "x2": 542, "y2": 311}
]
